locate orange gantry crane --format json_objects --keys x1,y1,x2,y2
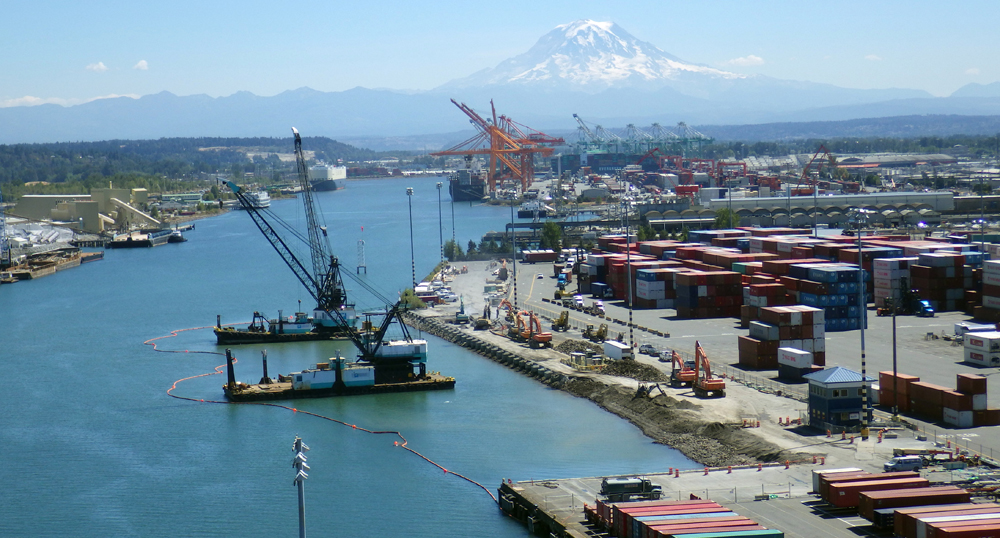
[
  {"x1": 432, "y1": 100, "x2": 563, "y2": 194},
  {"x1": 692, "y1": 341, "x2": 726, "y2": 398}
]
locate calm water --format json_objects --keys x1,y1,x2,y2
[{"x1": 0, "y1": 176, "x2": 693, "y2": 537}]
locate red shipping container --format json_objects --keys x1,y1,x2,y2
[
  {"x1": 943, "y1": 391, "x2": 975, "y2": 412},
  {"x1": 630, "y1": 509, "x2": 735, "y2": 538},
  {"x1": 858, "y1": 486, "x2": 971, "y2": 521},
  {"x1": 827, "y1": 477, "x2": 929, "y2": 508},
  {"x1": 956, "y1": 374, "x2": 988, "y2": 395},
  {"x1": 927, "y1": 518, "x2": 1000, "y2": 538},
  {"x1": 615, "y1": 502, "x2": 722, "y2": 538},
  {"x1": 895, "y1": 504, "x2": 1000, "y2": 538},
  {"x1": 639, "y1": 517, "x2": 751, "y2": 538},
  {"x1": 649, "y1": 523, "x2": 764, "y2": 538},
  {"x1": 932, "y1": 523, "x2": 1000, "y2": 538}
]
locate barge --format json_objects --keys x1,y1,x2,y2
[
  {"x1": 222, "y1": 340, "x2": 455, "y2": 402},
  {"x1": 107, "y1": 229, "x2": 172, "y2": 248},
  {"x1": 214, "y1": 309, "x2": 356, "y2": 345}
]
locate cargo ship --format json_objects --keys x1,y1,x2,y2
[
  {"x1": 222, "y1": 339, "x2": 454, "y2": 401},
  {"x1": 309, "y1": 163, "x2": 347, "y2": 192},
  {"x1": 214, "y1": 308, "x2": 357, "y2": 345},
  {"x1": 449, "y1": 168, "x2": 488, "y2": 202}
]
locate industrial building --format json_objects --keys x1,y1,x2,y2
[{"x1": 12, "y1": 187, "x2": 157, "y2": 234}]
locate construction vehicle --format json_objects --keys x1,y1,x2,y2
[
  {"x1": 876, "y1": 279, "x2": 934, "y2": 317},
  {"x1": 455, "y1": 297, "x2": 469, "y2": 325},
  {"x1": 668, "y1": 350, "x2": 696, "y2": 388},
  {"x1": 524, "y1": 312, "x2": 553, "y2": 349},
  {"x1": 584, "y1": 323, "x2": 608, "y2": 343},
  {"x1": 551, "y1": 311, "x2": 570, "y2": 331},
  {"x1": 600, "y1": 477, "x2": 662, "y2": 502},
  {"x1": 692, "y1": 341, "x2": 725, "y2": 398},
  {"x1": 509, "y1": 310, "x2": 528, "y2": 341},
  {"x1": 473, "y1": 317, "x2": 490, "y2": 330}
]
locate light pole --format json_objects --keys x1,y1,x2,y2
[
  {"x1": 891, "y1": 295, "x2": 899, "y2": 422},
  {"x1": 623, "y1": 197, "x2": 634, "y2": 349},
  {"x1": 851, "y1": 207, "x2": 873, "y2": 440},
  {"x1": 436, "y1": 182, "x2": 444, "y2": 264},
  {"x1": 510, "y1": 201, "x2": 518, "y2": 311},
  {"x1": 292, "y1": 436, "x2": 310, "y2": 538},
  {"x1": 407, "y1": 187, "x2": 416, "y2": 289}
]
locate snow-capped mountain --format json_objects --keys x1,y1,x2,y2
[{"x1": 440, "y1": 20, "x2": 743, "y2": 93}]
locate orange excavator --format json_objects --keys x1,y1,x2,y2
[
  {"x1": 668, "y1": 350, "x2": 696, "y2": 388},
  {"x1": 523, "y1": 311, "x2": 553, "y2": 349},
  {"x1": 693, "y1": 341, "x2": 726, "y2": 398}
]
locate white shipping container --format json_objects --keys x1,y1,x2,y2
[
  {"x1": 943, "y1": 407, "x2": 974, "y2": 428},
  {"x1": 636, "y1": 280, "x2": 666, "y2": 293},
  {"x1": 984, "y1": 259, "x2": 1000, "y2": 276},
  {"x1": 983, "y1": 272, "x2": 1000, "y2": 287},
  {"x1": 814, "y1": 338, "x2": 826, "y2": 352},
  {"x1": 984, "y1": 295, "x2": 1000, "y2": 310},
  {"x1": 801, "y1": 338, "x2": 814, "y2": 352},
  {"x1": 964, "y1": 348, "x2": 1000, "y2": 366},
  {"x1": 778, "y1": 347, "x2": 814, "y2": 367},
  {"x1": 964, "y1": 331, "x2": 1000, "y2": 351},
  {"x1": 973, "y1": 393, "x2": 988, "y2": 410},
  {"x1": 749, "y1": 321, "x2": 779, "y2": 341},
  {"x1": 874, "y1": 269, "x2": 907, "y2": 280},
  {"x1": 790, "y1": 311, "x2": 802, "y2": 326},
  {"x1": 636, "y1": 288, "x2": 666, "y2": 300},
  {"x1": 812, "y1": 308, "x2": 825, "y2": 324},
  {"x1": 954, "y1": 322, "x2": 997, "y2": 336},
  {"x1": 813, "y1": 324, "x2": 825, "y2": 338}
]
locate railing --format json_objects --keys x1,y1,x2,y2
[{"x1": 712, "y1": 363, "x2": 808, "y2": 402}]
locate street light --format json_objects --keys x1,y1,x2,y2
[
  {"x1": 292, "y1": 436, "x2": 310, "y2": 538},
  {"x1": 850, "y1": 207, "x2": 874, "y2": 440},
  {"x1": 510, "y1": 201, "x2": 518, "y2": 311},
  {"x1": 407, "y1": 187, "x2": 416, "y2": 289},
  {"x1": 622, "y1": 197, "x2": 634, "y2": 349},
  {"x1": 436, "y1": 182, "x2": 444, "y2": 264}
]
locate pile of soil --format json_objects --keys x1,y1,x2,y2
[
  {"x1": 554, "y1": 339, "x2": 603, "y2": 355},
  {"x1": 563, "y1": 378, "x2": 785, "y2": 467},
  {"x1": 602, "y1": 360, "x2": 669, "y2": 382}
]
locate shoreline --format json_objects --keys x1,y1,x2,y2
[{"x1": 403, "y1": 311, "x2": 794, "y2": 468}]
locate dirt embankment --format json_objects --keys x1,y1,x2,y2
[{"x1": 563, "y1": 377, "x2": 786, "y2": 467}]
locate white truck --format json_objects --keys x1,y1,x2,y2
[{"x1": 603, "y1": 340, "x2": 633, "y2": 361}]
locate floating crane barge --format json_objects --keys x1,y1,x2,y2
[{"x1": 220, "y1": 128, "x2": 455, "y2": 401}]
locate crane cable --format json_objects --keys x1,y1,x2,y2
[{"x1": 144, "y1": 326, "x2": 497, "y2": 504}]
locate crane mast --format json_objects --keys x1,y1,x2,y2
[{"x1": 292, "y1": 128, "x2": 346, "y2": 312}]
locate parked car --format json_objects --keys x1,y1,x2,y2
[
  {"x1": 638, "y1": 343, "x2": 657, "y2": 356},
  {"x1": 883, "y1": 455, "x2": 923, "y2": 472}
]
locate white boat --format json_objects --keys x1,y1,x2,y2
[
  {"x1": 517, "y1": 200, "x2": 554, "y2": 218},
  {"x1": 240, "y1": 190, "x2": 271, "y2": 209}
]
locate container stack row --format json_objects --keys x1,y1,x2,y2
[
  {"x1": 873, "y1": 257, "x2": 917, "y2": 308},
  {"x1": 910, "y1": 252, "x2": 975, "y2": 313},
  {"x1": 893, "y1": 503, "x2": 1000, "y2": 538},
  {"x1": 738, "y1": 305, "x2": 825, "y2": 370},
  {"x1": 675, "y1": 271, "x2": 743, "y2": 319},
  {"x1": 974, "y1": 259, "x2": 1000, "y2": 321},
  {"x1": 588, "y1": 498, "x2": 784, "y2": 538},
  {"x1": 634, "y1": 268, "x2": 682, "y2": 309},
  {"x1": 879, "y1": 371, "x2": 1000, "y2": 427}
]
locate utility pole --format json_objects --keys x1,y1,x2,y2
[
  {"x1": 437, "y1": 182, "x2": 444, "y2": 264},
  {"x1": 292, "y1": 437, "x2": 310, "y2": 538},
  {"x1": 407, "y1": 187, "x2": 416, "y2": 289}
]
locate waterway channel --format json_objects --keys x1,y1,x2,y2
[{"x1": 0, "y1": 176, "x2": 694, "y2": 537}]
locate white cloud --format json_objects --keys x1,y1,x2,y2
[
  {"x1": 86, "y1": 61, "x2": 109, "y2": 72},
  {"x1": 133, "y1": 60, "x2": 148, "y2": 70},
  {"x1": 966, "y1": 67, "x2": 981, "y2": 75},
  {"x1": 0, "y1": 93, "x2": 139, "y2": 108},
  {"x1": 725, "y1": 55, "x2": 764, "y2": 66},
  {"x1": 864, "y1": 54, "x2": 882, "y2": 61}
]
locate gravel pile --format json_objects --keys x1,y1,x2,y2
[{"x1": 554, "y1": 339, "x2": 603, "y2": 355}]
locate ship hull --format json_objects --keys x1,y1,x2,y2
[
  {"x1": 310, "y1": 179, "x2": 345, "y2": 192},
  {"x1": 449, "y1": 178, "x2": 486, "y2": 202},
  {"x1": 224, "y1": 374, "x2": 455, "y2": 402},
  {"x1": 214, "y1": 326, "x2": 352, "y2": 345}
]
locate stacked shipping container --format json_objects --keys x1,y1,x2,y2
[
  {"x1": 738, "y1": 306, "x2": 825, "y2": 370},
  {"x1": 591, "y1": 498, "x2": 784, "y2": 538}
]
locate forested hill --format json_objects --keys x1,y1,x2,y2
[{"x1": 0, "y1": 136, "x2": 382, "y2": 186}]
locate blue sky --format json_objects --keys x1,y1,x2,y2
[{"x1": 2, "y1": 0, "x2": 996, "y2": 107}]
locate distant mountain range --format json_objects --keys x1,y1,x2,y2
[{"x1": 3, "y1": 19, "x2": 1000, "y2": 147}]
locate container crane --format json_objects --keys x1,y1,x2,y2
[
  {"x1": 432, "y1": 100, "x2": 558, "y2": 194},
  {"x1": 223, "y1": 128, "x2": 411, "y2": 363}
]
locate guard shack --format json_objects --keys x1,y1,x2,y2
[{"x1": 804, "y1": 366, "x2": 876, "y2": 430}]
